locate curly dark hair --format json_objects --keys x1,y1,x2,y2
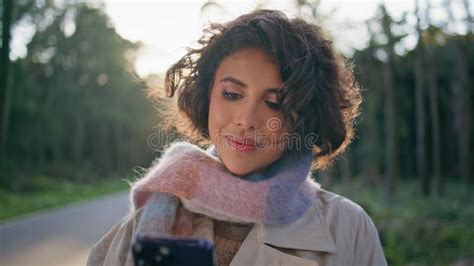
[{"x1": 156, "y1": 9, "x2": 362, "y2": 170}]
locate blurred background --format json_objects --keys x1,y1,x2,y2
[{"x1": 0, "y1": 0, "x2": 472, "y2": 265}]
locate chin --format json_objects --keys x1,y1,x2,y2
[{"x1": 224, "y1": 163, "x2": 254, "y2": 177}]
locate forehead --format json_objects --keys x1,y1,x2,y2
[{"x1": 213, "y1": 48, "x2": 283, "y2": 89}]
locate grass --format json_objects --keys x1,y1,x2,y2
[
  {"x1": 325, "y1": 177, "x2": 474, "y2": 266},
  {"x1": 2, "y1": 173, "x2": 472, "y2": 265},
  {"x1": 0, "y1": 175, "x2": 131, "y2": 222}
]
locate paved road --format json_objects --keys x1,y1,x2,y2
[{"x1": 0, "y1": 191, "x2": 129, "y2": 266}]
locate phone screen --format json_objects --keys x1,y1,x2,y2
[{"x1": 132, "y1": 236, "x2": 215, "y2": 266}]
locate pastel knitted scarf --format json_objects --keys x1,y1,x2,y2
[{"x1": 130, "y1": 141, "x2": 319, "y2": 239}]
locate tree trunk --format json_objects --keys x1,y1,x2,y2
[
  {"x1": 383, "y1": 60, "x2": 398, "y2": 199},
  {"x1": 364, "y1": 66, "x2": 383, "y2": 185},
  {"x1": 415, "y1": 0, "x2": 429, "y2": 196},
  {"x1": 0, "y1": 0, "x2": 13, "y2": 180},
  {"x1": 425, "y1": 0, "x2": 442, "y2": 198},
  {"x1": 426, "y1": 48, "x2": 442, "y2": 198},
  {"x1": 378, "y1": 4, "x2": 400, "y2": 200},
  {"x1": 452, "y1": 41, "x2": 471, "y2": 188},
  {"x1": 415, "y1": 47, "x2": 429, "y2": 196},
  {"x1": 463, "y1": 0, "x2": 473, "y2": 34},
  {"x1": 462, "y1": 0, "x2": 473, "y2": 189},
  {"x1": 72, "y1": 103, "x2": 85, "y2": 180}
]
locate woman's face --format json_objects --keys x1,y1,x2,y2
[{"x1": 208, "y1": 48, "x2": 290, "y2": 176}]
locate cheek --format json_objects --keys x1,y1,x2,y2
[
  {"x1": 208, "y1": 93, "x2": 230, "y2": 135},
  {"x1": 263, "y1": 117, "x2": 289, "y2": 141}
]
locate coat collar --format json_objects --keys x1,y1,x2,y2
[{"x1": 258, "y1": 199, "x2": 336, "y2": 253}]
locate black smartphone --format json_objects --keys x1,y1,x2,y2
[{"x1": 132, "y1": 235, "x2": 215, "y2": 266}]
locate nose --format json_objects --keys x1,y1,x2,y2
[{"x1": 233, "y1": 102, "x2": 259, "y2": 130}]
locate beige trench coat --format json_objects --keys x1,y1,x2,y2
[{"x1": 87, "y1": 187, "x2": 387, "y2": 266}]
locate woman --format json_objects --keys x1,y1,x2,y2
[{"x1": 87, "y1": 9, "x2": 387, "y2": 266}]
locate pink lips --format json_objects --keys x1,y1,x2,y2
[{"x1": 225, "y1": 136, "x2": 257, "y2": 152}]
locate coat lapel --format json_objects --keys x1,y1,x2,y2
[
  {"x1": 230, "y1": 201, "x2": 335, "y2": 266},
  {"x1": 259, "y1": 203, "x2": 336, "y2": 253}
]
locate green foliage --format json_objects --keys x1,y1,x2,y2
[
  {"x1": 381, "y1": 199, "x2": 474, "y2": 265},
  {"x1": 351, "y1": 29, "x2": 474, "y2": 181},
  {"x1": 330, "y1": 179, "x2": 474, "y2": 265},
  {"x1": 5, "y1": 2, "x2": 159, "y2": 187}
]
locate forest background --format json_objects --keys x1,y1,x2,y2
[{"x1": 0, "y1": 0, "x2": 472, "y2": 265}]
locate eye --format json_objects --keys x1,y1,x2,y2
[
  {"x1": 222, "y1": 91, "x2": 242, "y2": 101},
  {"x1": 265, "y1": 100, "x2": 281, "y2": 111}
]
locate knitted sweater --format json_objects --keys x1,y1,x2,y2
[{"x1": 213, "y1": 219, "x2": 253, "y2": 266}]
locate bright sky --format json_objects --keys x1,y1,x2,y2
[
  {"x1": 10, "y1": 0, "x2": 468, "y2": 77},
  {"x1": 103, "y1": 0, "x2": 420, "y2": 76}
]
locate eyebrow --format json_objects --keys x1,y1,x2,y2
[{"x1": 220, "y1": 76, "x2": 280, "y2": 94}]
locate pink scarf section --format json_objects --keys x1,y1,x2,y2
[{"x1": 130, "y1": 141, "x2": 319, "y2": 231}]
